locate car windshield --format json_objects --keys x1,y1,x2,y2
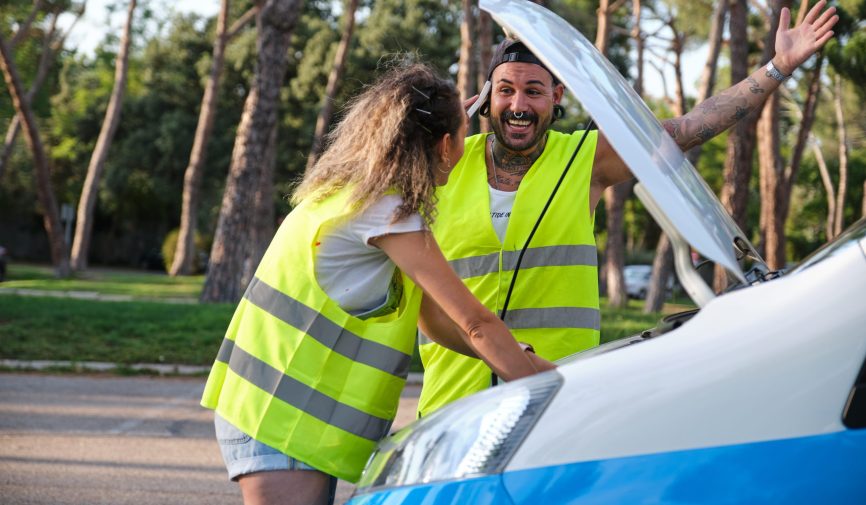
[{"x1": 789, "y1": 218, "x2": 866, "y2": 274}]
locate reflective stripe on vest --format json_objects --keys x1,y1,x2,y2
[
  {"x1": 215, "y1": 339, "x2": 392, "y2": 441},
  {"x1": 244, "y1": 277, "x2": 411, "y2": 378},
  {"x1": 418, "y1": 130, "x2": 600, "y2": 417},
  {"x1": 449, "y1": 244, "x2": 598, "y2": 279}
]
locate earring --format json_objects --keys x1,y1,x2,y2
[
  {"x1": 438, "y1": 153, "x2": 452, "y2": 174},
  {"x1": 552, "y1": 104, "x2": 565, "y2": 121}
]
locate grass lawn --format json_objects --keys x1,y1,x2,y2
[
  {"x1": 0, "y1": 263, "x2": 694, "y2": 371},
  {"x1": 0, "y1": 295, "x2": 234, "y2": 365},
  {"x1": 1, "y1": 263, "x2": 203, "y2": 300}
]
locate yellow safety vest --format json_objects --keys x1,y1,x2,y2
[
  {"x1": 201, "y1": 190, "x2": 422, "y2": 482},
  {"x1": 418, "y1": 130, "x2": 600, "y2": 417}
]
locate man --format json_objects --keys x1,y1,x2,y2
[{"x1": 418, "y1": 1, "x2": 838, "y2": 416}]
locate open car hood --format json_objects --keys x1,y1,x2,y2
[{"x1": 482, "y1": 0, "x2": 764, "y2": 283}]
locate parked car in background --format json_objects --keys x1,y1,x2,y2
[
  {"x1": 624, "y1": 264, "x2": 676, "y2": 299},
  {"x1": 347, "y1": 1, "x2": 866, "y2": 504},
  {"x1": 624, "y1": 264, "x2": 651, "y2": 298}
]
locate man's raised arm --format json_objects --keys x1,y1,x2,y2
[{"x1": 593, "y1": 0, "x2": 838, "y2": 191}]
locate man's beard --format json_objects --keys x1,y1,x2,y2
[{"x1": 492, "y1": 109, "x2": 551, "y2": 152}]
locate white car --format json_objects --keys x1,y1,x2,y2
[
  {"x1": 624, "y1": 264, "x2": 652, "y2": 299},
  {"x1": 347, "y1": 1, "x2": 866, "y2": 503},
  {"x1": 624, "y1": 264, "x2": 677, "y2": 299}
]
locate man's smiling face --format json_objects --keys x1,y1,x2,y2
[{"x1": 489, "y1": 62, "x2": 563, "y2": 153}]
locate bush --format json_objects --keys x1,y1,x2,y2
[{"x1": 161, "y1": 229, "x2": 209, "y2": 274}]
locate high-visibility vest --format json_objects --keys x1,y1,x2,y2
[
  {"x1": 201, "y1": 190, "x2": 422, "y2": 482},
  {"x1": 418, "y1": 130, "x2": 600, "y2": 417}
]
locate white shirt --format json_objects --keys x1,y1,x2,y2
[
  {"x1": 314, "y1": 195, "x2": 425, "y2": 314},
  {"x1": 489, "y1": 186, "x2": 517, "y2": 242}
]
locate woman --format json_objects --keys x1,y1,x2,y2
[{"x1": 201, "y1": 61, "x2": 555, "y2": 505}]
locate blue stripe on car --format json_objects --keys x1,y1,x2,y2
[{"x1": 350, "y1": 429, "x2": 866, "y2": 504}]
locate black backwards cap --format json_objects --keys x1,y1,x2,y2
[{"x1": 487, "y1": 38, "x2": 560, "y2": 85}]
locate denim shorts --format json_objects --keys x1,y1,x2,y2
[{"x1": 214, "y1": 413, "x2": 338, "y2": 504}]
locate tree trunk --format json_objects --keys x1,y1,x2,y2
[
  {"x1": 476, "y1": 10, "x2": 492, "y2": 133},
  {"x1": 305, "y1": 0, "x2": 359, "y2": 171},
  {"x1": 645, "y1": 12, "x2": 688, "y2": 314},
  {"x1": 644, "y1": 234, "x2": 673, "y2": 312},
  {"x1": 70, "y1": 0, "x2": 136, "y2": 271},
  {"x1": 785, "y1": 53, "x2": 823, "y2": 192},
  {"x1": 170, "y1": 0, "x2": 232, "y2": 276},
  {"x1": 0, "y1": 34, "x2": 70, "y2": 277},
  {"x1": 757, "y1": 89, "x2": 784, "y2": 270},
  {"x1": 170, "y1": 3, "x2": 259, "y2": 276},
  {"x1": 1, "y1": 10, "x2": 69, "y2": 179},
  {"x1": 832, "y1": 74, "x2": 848, "y2": 237},
  {"x1": 645, "y1": 0, "x2": 726, "y2": 312},
  {"x1": 456, "y1": 0, "x2": 477, "y2": 106},
  {"x1": 716, "y1": 0, "x2": 757, "y2": 291},
  {"x1": 757, "y1": 0, "x2": 795, "y2": 271},
  {"x1": 596, "y1": 0, "x2": 628, "y2": 307},
  {"x1": 631, "y1": 0, "x2": 643, "y2": 97},
  {"x1": 201, "y1": 0, "x2": 303, "y2": 303},
  {"x1": 242, "y1": 123, "x2": 278, "y2": 288},
  {"x1": 810, "y1": 138, "x2": 836, "y2": 240},
  {"x1": 683, "y1": 0, "x2": 727, "y2": 167},
  {"x1": 862, "y1": 180, "x2": 865, "y2": 220},
  {"x1": 595, "y1": 0, "x2": 611, "y2": 55},
  {"x1": 720, "y1": 0, "x2": 759, "y2": 228},
  {"x1": 9, "y1": 0, "x2": 45, "y2": 49}
]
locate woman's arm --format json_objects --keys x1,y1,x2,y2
[
  {"x1": 371, "y1": 230, "x2": 555, "y2": 380},
  {"x1": 418, "y1": 294, "x2": 477, "y2": 357}
]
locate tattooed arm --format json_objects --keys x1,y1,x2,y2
[
  {"x1": 662, "y1": 71, "x2": 775, "y2": 151},
  {"x1": 590, "y1": 0, "x2": 837, "y2": 205}
]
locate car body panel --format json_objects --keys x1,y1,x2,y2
[
  {"x1": 508, "y1": 236, "x2": 866, "y2": 469},
  {"x1": 483, "y1": 0, "x2": 758, "y2": 282},
  {"x1": 354, "y1": 430, "x2": 866, "y2": 504},
  {"x1": 349, "y1": 223, "x2": 866, "y2": 504},
  {"x1": 504, "y1": 430, "x2": 866, "y2": 504},
  {"x1": 349, "y1": 474, "x2": 512, "y2": 505}
]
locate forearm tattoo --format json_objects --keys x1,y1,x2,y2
[
  {"x1": 662, "y1": 68, "x2": 773, "y2": 150},
  {"x1": 746, "y1": 76, "x2": 765, "y2": 94}
]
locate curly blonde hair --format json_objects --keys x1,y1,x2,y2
[{"x1": 292, "y1": 61, "x2": 462, "y2": 224}]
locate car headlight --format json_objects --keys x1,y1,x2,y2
[{"x1": 355, "y1": 371, "x2": 562, "y2": 493}]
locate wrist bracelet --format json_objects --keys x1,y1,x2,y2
[
  {"x1": 518, "y1": 342, "x2": 535, "y2": 354},
  {"x1": 765, "y1": 60, "x2": 791, "y2": 82}
]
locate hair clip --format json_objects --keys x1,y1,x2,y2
[
  {"x1": 411, "y1": 85, "x2": 431, "y2": 100},
  {"x1": 415, "y1": 108, "x2": 432, "y2": 115}
]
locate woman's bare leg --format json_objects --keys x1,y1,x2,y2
[{"x1": 238, "y1": 469, "x2": 331, "y2": 505}]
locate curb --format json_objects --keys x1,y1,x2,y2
[{"x1": 0, "y1": 359, "x2": 424, "y2": 384}]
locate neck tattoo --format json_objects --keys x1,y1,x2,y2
[{"x1": 489, "y1": 135, "x2": 547, "y2": 190}]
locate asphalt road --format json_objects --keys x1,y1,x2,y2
[{"x1": 0, "y1": 373, "x2": 421, "y2": 505}]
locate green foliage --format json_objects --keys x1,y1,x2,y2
[
  {"x1": 161, "y1": 228, "x2": 210, "y2": 274},
  {"x1": 4, "y1": 0, "x2": 863, "y2": 273}
]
